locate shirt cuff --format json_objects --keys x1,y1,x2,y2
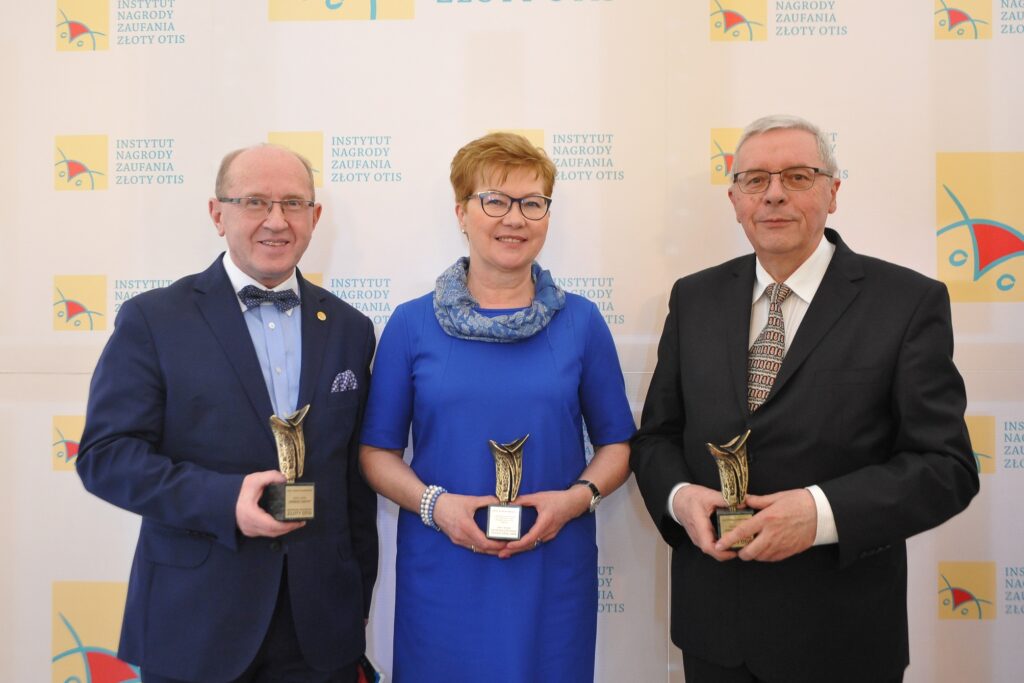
[
  {"x1": 667, "y1": 482, "x2": 690, "y2": 525},
  {"x1": 806, "y1": 484, "x2": 838, "y2": 545}
]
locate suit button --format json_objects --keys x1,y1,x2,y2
[{"x1": 270, "y1": 540, "x2": 282, "y2": 552}]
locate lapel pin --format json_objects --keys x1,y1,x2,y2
[{"x1": 317, "y1": 311, "x2": 327, "y2": 321}]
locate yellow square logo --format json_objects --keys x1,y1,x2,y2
[
  {"x1": 52, "y1": 582, "x2": 138, "y2": 682},
  {"x1": 934, "y1": 1, "x2": 991, "y2": 40},
  {"x1": 965, "y1": 415, "x2": 995, "y2": 475},
  {"x1": 56, "y1": 1, "x2": 109, "y2": 51},
  {"x1": 303, "y1": 272, "x2": 324, "y2": 287},
  {"x1": 268, "y1": 132, "x2": 324, "y2": 189},
  {"x1": 938, "y1": 562, "x2": 995, "y2": 620},
  {"x1": 269, "y1": 0, "x2": 414, "y2": 21},
  {"x1": 936, "y1": 153, "x2": 1024, "y2": 302},
  {"x1": 55, "y1": 135, "x2": 108, "y2": 191},
  {"x1": 52, "y1": 415, "x2": 85, "y2": 471},
  {"x1": 710, "y1": 1, "x2": 766, "y2": 42},
  {"x1": 711, "y1": 128, "x2": 742, "y2": 185},
  {"x1": 54, "y1": 275, "x2": 107, "y2": 332}
]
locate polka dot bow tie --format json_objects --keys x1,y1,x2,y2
[{"x1": 238, "y1": 285, "x2": 301, "y2": 312}]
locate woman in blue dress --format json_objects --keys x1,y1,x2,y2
[{"x1": 359, "y1": 132, "x2": 635, "y2": 682}]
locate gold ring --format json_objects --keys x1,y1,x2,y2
[{"x1": 533, "y1": 540, "x2": 542, "y2": 549}]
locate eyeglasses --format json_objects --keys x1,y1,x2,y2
[
  {"x1": 218, "y1": 196, "x2": 316, "y2": 214},
  {"x1": 465, "y1": 191, "x2": 553, "y2": 220},
  {"x1": 731, "y1": 166, "x2": 833, "y2": 194}
]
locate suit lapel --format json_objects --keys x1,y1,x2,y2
[
  {"x1": 768, "y1": 231, "x2": 863, "y2": 402},
  {"x1": 726, "y1": 256, "x2": 757, "y2": 417},
  {"x1": 297, "y1": 271, "x2": 329, "y2": 410},
  {"x1": 193, "y1": 256, "x2": 275, "y2": 439}
]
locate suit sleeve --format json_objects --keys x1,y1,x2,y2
[
  {"x1": 347, "y1": 316, "x2": 379, "y2": 618},
  {"x1": 820, "y1": 280, "x2": 979, "y2": 567},
  {"x1": 630, "y1": 280, "x2": 695, "y2": 547},
  {"x1": 76, "y1": 298, "x2": 244, "y2": 550}
]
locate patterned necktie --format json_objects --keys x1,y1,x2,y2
[
  {"x1": 747, "y1": 282, "x2": 792, "y2": 412},
  {"x1": 238, "y1": 285, "x2": 301, "y2": 312}
]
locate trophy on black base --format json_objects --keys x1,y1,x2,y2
[
  {"x1": 259, "y1": 404, "x2": 315, "y2": 521},
  {"x1": 706, "y1": 429, "x2": 753, "y2": 549},
  {"x1": 486, "y1": 434, "x2": 529, "y2": 541}
]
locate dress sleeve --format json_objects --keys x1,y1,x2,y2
[
  {"x1": 359, "y1": 303, "x2": 415, "y2": 450},
  {"x1": 578, "y1": 301, "x2": 636, "y2": 446}
]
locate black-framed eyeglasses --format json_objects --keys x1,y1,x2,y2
[
  {"x1": 218, "y1": 196, "x2": 316, "y2": 214},
  {"x1": 465, "y1": 191, "x2": 553, "y2": 220},
  {"x1": 731, "y1": 166, "x2": 833, "y2": 194}
]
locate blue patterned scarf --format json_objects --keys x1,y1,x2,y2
[{"x1": 433, "y1": 257, "x2": 566, "y2": 342}]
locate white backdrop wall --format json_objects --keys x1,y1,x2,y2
[{"x1": 3, "y1": 1, "x2": 1023, "y2": 681}]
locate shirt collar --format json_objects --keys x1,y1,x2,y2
[
  {"x1": 752, "y1": 233, "x2": 836, "y2": 304},
  {"x1": 221, "y1": 254, "x2": 300, "y2": 313}
]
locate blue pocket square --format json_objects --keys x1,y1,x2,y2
[{"x1": 331, "y1": 369, "x2": 358, "y2": 393}]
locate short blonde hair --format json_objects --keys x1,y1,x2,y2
[{"x1": 450, "y1": 132, "x2": 556, "y2": 203}]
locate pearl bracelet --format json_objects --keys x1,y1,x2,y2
[{"x1": 419, "y1": 484, "x2": 447, "y2": 530}]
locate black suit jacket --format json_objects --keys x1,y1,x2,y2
[
  {"x1": 77, "y1": 256, "x2": 378, "y2": 682},
  {"x1": 630, "y1": 230, "x2": 978, "y2": 682}
]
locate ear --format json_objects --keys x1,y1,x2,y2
[
  {"x1": 827, "y1": 178, "x2": 840, "y2": 214},
  {"x1": 209, "y1": 198, "x2": 226, "y2": 237},
  {"x1": 727, "y1": 187, "x2": 742, "y2": 223},
  {"x1": 311, "y1": 202, "x2": 323, "y2": 229}
]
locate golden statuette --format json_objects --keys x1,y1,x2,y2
[
  {"x1": 270, "y1": 404, "x2": 311, "y2": 484},
  {"x1": 259, "y1": 404, "x2": 315, "y2": 521},
  {"x1": 486, "y1": 434, "x2": 529, "y2": 540},
  {"x1": 706, "y1": 429, "x2": 753, "y2": 549}
]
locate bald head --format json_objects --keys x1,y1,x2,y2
[{"x1": 215, "y1": 144, "x2": 315, "y2": 200}]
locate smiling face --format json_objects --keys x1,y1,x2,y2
[
  {"x1": 455, "y1": 167, "x2": 550, "y2": 283},
  {"x1": 728, "y1": 127, "x2": 840, "y2": 281},
  {"x1": 209, "y1": 146, "x2": 321, "y2": 288}
]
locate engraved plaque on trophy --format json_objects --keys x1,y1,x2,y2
[
  {"x1": 259, "y1": 404, "x2": 315, "y2": 521},
  {"x1": 706, "y1": 429, "x2": 753, "y2": 549},
  {"x1": 486, "y1": 434, "x2": 529, "y2": 541}
]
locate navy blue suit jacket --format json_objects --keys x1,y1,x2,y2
[
  {"x1": 631, "y1": 230, "x2": 979, "y2": 682},
  {"x1": 77, "y1": 256, "x2": 378, "y2": 682}
]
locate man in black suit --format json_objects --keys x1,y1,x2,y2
[{"x1": 630, "y1": 115, "x2": 979, "y2": 683}]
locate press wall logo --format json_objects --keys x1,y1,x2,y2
[
  {"x1": 936, "y1": 153, "x2": 1024, "y2": 302},
  {"x1": 710, "y1": 1, "x2": 766, "y2": 41},
  {"x1": 54, "y1": 276, "x2": 107, "y2": 332},
  {"x1": 1005, "y1": 419, "x2": 1024, "y2": 470},
  {"x1": 268, "y1": 132, "x2": 324, "y2": 188},
  {"x1": 269, "y1": 0, "x2": 414, "y2": 21},
  {"x1": 57, "y1": 1, "x2": 109, "y2": 51},
  {"x1": 330, "y1": 135, "x2": 403, "y2": 184},
  {"x1": 549, "y1": 132, "x2": 623, "y2": 183},
  {"x1": 114, "y1": 138, "x2": 182, "y2": 186},
  {"x1": 556, "y1": 276, "x2": 623, "y2": 325},
  {"x1": 55, "y1": 136, "x2": 108, "y2": 191},
  {"x1": 329, "y1": 277, "x2": 392, "y2": 326},
  {"x1": 597, "y1": 564, "x2": 625, "y2": 615},
  {"x1": 938, "y1": 562, "x2": 995, "y2": 620},
  {"x1": 52, "y1": 582, "x2": 140, "y2": 683},
  {"x1": 934, "y1": 0, "x2": 991, "y2": 40},
  {"x1": 52, "y1": 416, "x2": 85, "y2": 471},
  {"x1": 710, "y1": 128, "x2": 742, "y2": 185}
]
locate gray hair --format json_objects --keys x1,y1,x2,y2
[
  {"x1": 735, "y1": 115, "x2": 838, "y2": 175},
  {"x1": 214, "y1": 143, "x2": 316, "y2": 199}
]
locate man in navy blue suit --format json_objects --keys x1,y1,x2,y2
[{"x1": 77, "y1": 144, "x2": 378, "y2": 682}]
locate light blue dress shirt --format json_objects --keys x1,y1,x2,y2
[{"x1": 222, "y1": 256, "x2": 302, "y2": 418}]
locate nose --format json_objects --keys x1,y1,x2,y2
[
  {"x1": 502, "y1": 201, "x2": 527, "y2": 226},
  {"x1": 263, "y1": 202, "x2": 289, "y2": 227},
  {"x1": 762, "y1": 174, "x2": 788, "y2": 204}
]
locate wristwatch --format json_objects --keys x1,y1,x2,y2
[{"x1": 570, "y1": 479, "x2": 602, "y2": 513}]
